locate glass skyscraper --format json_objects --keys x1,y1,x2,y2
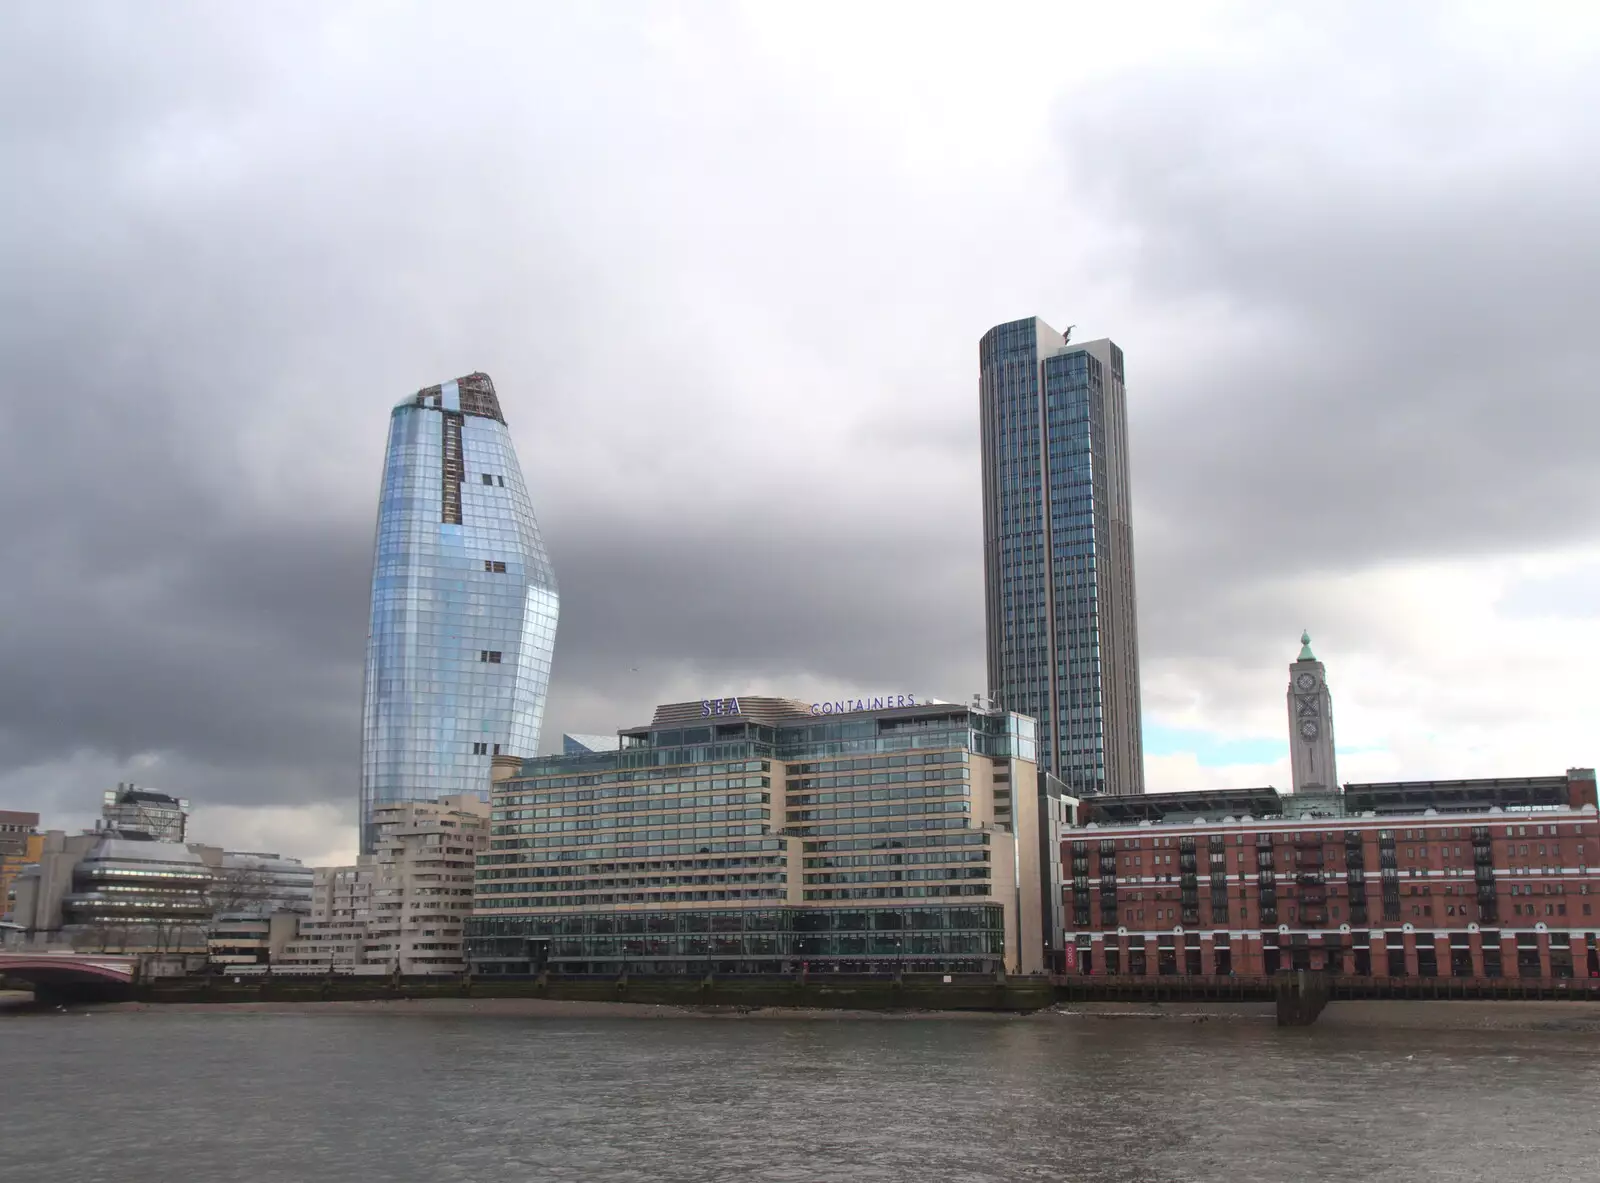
[
  {"x1": 359, "y1": 372, "x2": 559, "y2": 851},
  {"x1": 979, "y1": 318, "x2": 1144, "y2": 796}
]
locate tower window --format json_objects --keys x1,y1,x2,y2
[
  {"x1": 483, "y1": 560, "x2": 507, "y2": 573},
  {"x1": 472, "y1": 742, "x2": 488, "y2": 755},
  {"x1": 481, "y1": 473, "x2": 505, "y2": 487},
  {"x1": 479, "y1": 650, "x2": 502, "y2": 663}
]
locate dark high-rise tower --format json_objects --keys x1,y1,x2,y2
[
  {"x1": 979, "y1": 318, "x2": 1144, "y2": 795},
  {"x1": 359, "y1": 373, "x2": 559, "y2": 851}
]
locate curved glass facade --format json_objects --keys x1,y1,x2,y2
[{"x1": 359, "y1": 373, "x2": 558, "y2": 852}]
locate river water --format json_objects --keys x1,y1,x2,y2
[{"x1": 4, "y1": 1008, "x2": 1599, "y2": 1182}]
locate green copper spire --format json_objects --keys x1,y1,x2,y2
[{"x1": 1298, "y1": 630, "x2": 1316, "y2": 661}]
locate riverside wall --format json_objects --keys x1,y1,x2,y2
[
  {"x1": 20, "y1": 971, "x2": 1600, "y2": 1020},
  {"x1": 127, "y1": 973, "x2": 1058, "y2": 1013}
]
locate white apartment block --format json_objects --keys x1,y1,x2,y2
[
  {"x1": 278, "y1": 795, "x2": 487, "y2": 974},
  {"x1": 278, "y1": 863, "x2": 376, "y2": 972}
]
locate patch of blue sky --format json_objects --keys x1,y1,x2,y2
[
  {"x1": 1142, "y1": 720, "x2": 1383, "y2": 767},
  {"x1": 1142, "y1": 721, "x2": 1284, "y2": 765},
  {"x1": 1495, "y1": 561, "x2": 1600, "y2": 620}
]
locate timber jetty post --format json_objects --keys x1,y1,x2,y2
[{"x1": 1276, "y1": 969, "x2": 1331, "y2": 1026}]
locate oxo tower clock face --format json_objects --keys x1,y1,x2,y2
[
  {"x1": 1295, "y1": 672, "x2": 1317, "y2": 693},
  {"x1": 1300, "y1": 720, "x2": 1320, "y2": 741}
]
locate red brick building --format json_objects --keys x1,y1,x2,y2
[{"x1": 1061, "y1": 769, "x2": 1600, "y2": 980}]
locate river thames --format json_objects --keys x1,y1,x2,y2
[{"x1": 5, "y1": 1007, "x2": 1600, "y2": 1182}]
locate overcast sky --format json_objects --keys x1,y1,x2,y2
[{"x1": 3, "y1": 1, "x2": 1598, "y2": 865}]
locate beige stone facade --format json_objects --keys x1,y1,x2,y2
[
  {"x1": 278, "y1": 864, "x2": 374, "y2": 972},
  {"x1": 280, "y1": 795, "x2": 487, "y2": 974}
]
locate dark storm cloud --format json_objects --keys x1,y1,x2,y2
[
  {"x1": 0, "y1": 0, "x2": 973, "y2": 827},
  {"x1": 0, "y1": 521, "x2": 367, "y2": 764},
  {"x1": 2, "y1": 2, "x2": 1597, "y2": 836},
  {"x1": 548, "y1": 513, "x2": 986, "y2": 715}
]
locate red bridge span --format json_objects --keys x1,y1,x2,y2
[{"x1": 0, "y1": 953, "x2": 138, "y2": 1001}]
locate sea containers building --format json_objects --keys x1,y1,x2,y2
[
  {"x1": 359, "y1": 373, "x2": 559, "y2": 852},
  {"x1": 467, "y1": 696, "x2": 1047, "y2": 976}
]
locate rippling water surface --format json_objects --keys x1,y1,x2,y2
[{"x1": 5, "y1": 1008, "x2": 1600, "y2": 1182}]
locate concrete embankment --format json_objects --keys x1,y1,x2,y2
[
  {"x1": 117, "y1": 975, "x2": 1058, "y2": 1014},
  {"x1": 86, "y1": 996, "x2": 1029, "y2": 1020},
  {"x1": 16, "y1": 990, "x2": 1600, "y2": 1029}
]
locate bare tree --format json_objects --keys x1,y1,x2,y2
[
  {"x1": 202, "y1": 864, "x2": 282, "y2": 975},
  {"x1": 71, "y1": 923, "x2": 111, "y2": 952},
  {"x1": 150, "y1": 919, "x2": 183, "y2": 955},
  {"x1": 208, "y1": 864, "x2": 277, "y2": 917}
]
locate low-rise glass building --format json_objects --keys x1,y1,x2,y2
[
  {"x1": 60, "y1": 837, "x2": 214, "y2": 935},
  {"x1": 467, "y1": 695, "x2": 1046, "y2": 976}
]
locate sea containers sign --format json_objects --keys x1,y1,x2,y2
[
  {"x1": 699, "y1": 695, "x2": 925, "y2": 718},
  {"x1": 809, "y1": 695, "x2": 920, "y2": 715}
]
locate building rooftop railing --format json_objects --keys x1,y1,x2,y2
[{"x1": 1076, "y1": 774, "x2": 1591, "y2": 830}]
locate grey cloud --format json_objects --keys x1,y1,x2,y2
[
  {"x1": 0, "y1": 519, "x2": 363, "y2": 777},
  {"x1": 547, "y1": 514, "x2": 985, "y2": 698},
  {"x1": 1038, "y1": 17, "x2": 1600, "y2": 707},
  {"x1": 2, "y1": 2, "x2": 1597, "y2": 834}
]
